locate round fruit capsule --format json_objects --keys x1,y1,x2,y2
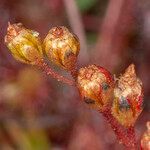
[
  {"x1": 77, "y1": 64, "x2": 114, "y2": 111},
  {"x1": 111, "y1": 64, "x2": 143, "y2": 127},
  {"x1": 5, "y1": 23, "x2": 43, "y2": 65},
  {"x1": 44, "y1": 26, "x2": 80, "y2": 70}
]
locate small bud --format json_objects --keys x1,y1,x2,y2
[
  {"x1": 44, "y1": 26, "x2": 80, "y2": 70},
  {"x1": 4, "y1": 22, "x2": 43, "y2": 64},
  {"x1": 141, "y1": 121, "x2": 150, "y2": 150},
  {"x1": 77, "y1": 65, "x2": 114, "y2": 111},
  {"x1": 112, "y1": 64, "x2": 143, "y2": 127}
]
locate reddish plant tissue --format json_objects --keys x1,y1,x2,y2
[
  {"x1": 4, "y1": 23, "x2": 144, "y2": 149},
  {"x1": 102, "y1": 108, "x2": 136, "y2": 148},
  {"x1": 141, "y1": 121, "x2": 150, "y2": 150}
]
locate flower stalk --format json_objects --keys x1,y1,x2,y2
[
  {"x1": 35, "y1": 58, "x2": 75, "y2": 86},
  {"x1": 102, "y1": 107, "x2": 137, "y2": 149}
]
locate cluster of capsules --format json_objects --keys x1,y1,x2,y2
[
  {"x1": 5, "y1": 23, "x2": 143, "y2": 127},
  {"x1": 77, "y1": 63, "x2": 143, "y2": 127},
  {"x1": 5, "y1": 23, "x2": 79, "y2": 71}
]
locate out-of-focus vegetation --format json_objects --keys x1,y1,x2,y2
[
  {"x1": 76, "y1": 0, "x2": 98, "y2": 12},
  {"x1": 0, "y1": 0, "x2": 150, "y2": 149}
]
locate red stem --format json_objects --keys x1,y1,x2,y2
[
  {"x1": 126, "y1": 126, "x2": 137, "y2": 150},
  {"x1": 35, "y1": 59, "x2": 75, "y2": 86},
  {"x1": 102, "y1": 107, "x2": 137, "y2": 149},
  {"x1": 70, "y1": 68, "x2": 78, "y2": 80}
]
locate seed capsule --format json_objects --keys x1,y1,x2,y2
[
  {"x1": 44, "y1": 26, "x2": 80, "y2": 70},
  {"x1": 77, "y1": 65, "x2": 114, "y2": 111},
  {"x1": 4, "y1": 23, "x2": 43, "y2": 64},
  {"x1": 111, "y1": 64, "x2": 143, "y2": 127}
]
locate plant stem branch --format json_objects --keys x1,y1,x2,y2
[
  {"x1": 102, "y1": 107, "x2": 136, "y2": 149},
  {"x1": 70, "y1": 68, "x2": 78, "y2": 80},
  {"x1": 35, "y1": 58, "x2": 75, "y2": 86}
]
